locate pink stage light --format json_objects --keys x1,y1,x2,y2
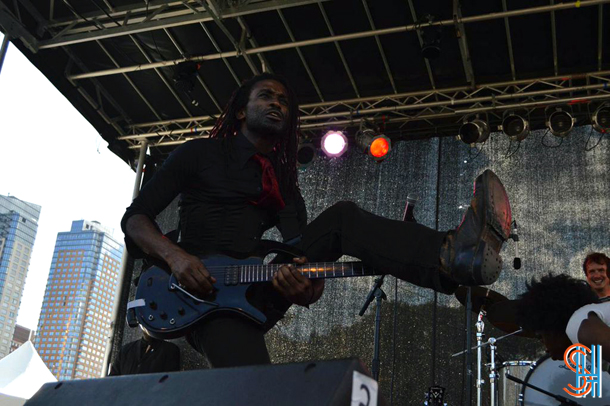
[{"x1": 321, "y1": 131, "x2": 348, "y2": 157}]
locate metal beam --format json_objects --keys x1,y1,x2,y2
[
  {"x1": 502, "y1": 0, "x2": 517, "y2": 81},
  {"x1": 166, "y1": 25, "x2": 227, "y2": 110},
  {"x1": 361, "y1": 0, "x2": 397, "y2": 93},
  {"x1": 123, "y1": 91, "x2": 610, "y2": 149},
  {"x1": 199, "y1": 0, "x2": 259, "y2": 75},
  {"x1": 128, "y1": 70, "x2": 610, "y2": 129},
  {"x1": 277, "y1": 9, "x2": 324, "y2": 101},
  {"x1": 65, "y1": 1, "x2": 610, "y2": 81},
  {"x1": 95, "y1": 40, "x2": 162, "y2": 120},
  {"x1": 38, "y1": 0, "x2": 328, "y2": 49},
  {"x1": 6, "y1": 0, "x2": 136, "y2": 143},
  {"x1": 236, "y1": 16, "x2": 274, "y2": 73},
  {"x1": 129, "y1": 35, "x2": 192, "y2": 116},
  {"x1": 453, "y1": 0, "x2": 475, "y2": 87},
  {"x1": 551, "y1": 0, "x2": 559, "y2": 76},
  {"x1": 407, "y1": 0, "x2": 436, "y2": 89},
  {"x1": 120, "y1": 71, "x2": 610, "y2": 145},
  {"x1": 48, "y1": 1, "x2": 190, "y2": 28},
  {"x1": 0, "y1": 3, "x2": 38, "y2": 52},
  {"x1": 199, "y1": 21, "x2": 242, "y2": 84},
  {"x1": 318, "y1": 3, "x2": 359, "y2": 97},
  {"x1": 0, "y1": 34, "x2": 9, "y2": 75},
  {"x1": 599, "y1": 3, "x2": 604, "y2": 71}
]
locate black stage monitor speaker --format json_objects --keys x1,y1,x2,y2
[{"x1": 25, "y1": 358, "x2": 386, "y2": 406}]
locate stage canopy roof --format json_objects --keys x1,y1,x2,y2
[{"x1": 1, "y1": 0, "x2": 609, "y2": 165}]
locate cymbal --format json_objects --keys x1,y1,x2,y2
[
  {"x1": 486, "y1": 300, "x2": 536, "y2": 338},
  {"x1": 454, "y1": 286, "x2": 508, "y2": 314}
]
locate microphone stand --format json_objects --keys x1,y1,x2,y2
[
  {"x1": 359, "y1": 275, "x2": 387, "y2": 381},
  {"x1": 465, "y1": 287, "x2": 473, "y2": 406},
  {"x1": 359, "y1": 194, "x2": 416, "y2": 381},
  {"x1": 505, "y1": 374, "x2": 583, "y2": 406}
]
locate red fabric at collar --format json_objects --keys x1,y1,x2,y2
[{"x1": 251, "y1": 154, "x2": 286, "y2": 211}]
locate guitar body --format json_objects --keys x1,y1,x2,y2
[
  {"x1": 134, "y1": 256, "x2": 267, "y2": 339},
  {"x1": 129, "y1": 242, "x2": 372, "y2": 340}
]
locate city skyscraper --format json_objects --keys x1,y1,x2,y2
[
  {"x1": 11, "y1": 324, "x2": 35, "y2": 353},
  {"x1": 0, "y1": 194, "x2": 41, "y2": 359},
  {"x1": 34, "y1": 220, "x2": 123, "y2": 380}
]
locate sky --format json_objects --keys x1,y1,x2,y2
[{"x1": 0, "y1": 33, "x2": 135, "y2": 330}]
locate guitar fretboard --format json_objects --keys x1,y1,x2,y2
[{"x1": 228, "y1": 262, "x2": 376, "y2": 284}]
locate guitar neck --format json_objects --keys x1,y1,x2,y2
[{"x1": 233, "y1": 262, "x2": 376, "y2": 284}]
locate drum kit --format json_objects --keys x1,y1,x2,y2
[{"x1": 452, "y1": 287, "x2": 610, "y2": 406}]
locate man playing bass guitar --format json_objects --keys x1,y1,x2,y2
[{"x1": 122, "y1": 73, "x2": 512, "y2": 368}]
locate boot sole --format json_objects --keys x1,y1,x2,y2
[
  {"x1": 475, "y1": 170, "x2": 511, "y2": 284},
  {"x1": 474, "y1": 241, "x2": 503, "y2": 285}
]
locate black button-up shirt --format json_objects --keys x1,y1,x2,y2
[{"x1": 121, "y1": 132, "x2": 307, "y2": 258}]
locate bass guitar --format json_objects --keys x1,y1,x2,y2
[{"x1": 128, "y1": 252, "x2": 377, "y2": 339}]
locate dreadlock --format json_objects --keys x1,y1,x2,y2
[{"x1": 209, "y1": 73, "x2": 300, "y2": 199}]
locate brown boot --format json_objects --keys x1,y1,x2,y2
[{"x1": 440, "y1": 170, "x2": 512, "y2": 285}]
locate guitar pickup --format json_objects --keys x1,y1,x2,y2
[{"x1": 224, "y1": 266, "x2": 240, "y2": 286}]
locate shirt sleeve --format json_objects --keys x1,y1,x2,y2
[
  {"x1": 293, "y1": 185, "x2": 308, "y2": 232},
  {"x1": 276, "y1": 185, "x2": 308, "y2": 244},
  {"x1": 566, "y1": 303, "x2": 609, "y2": 343},
  {"x1": 120, "y1": 140, "x2": 204, "y2": 257}
]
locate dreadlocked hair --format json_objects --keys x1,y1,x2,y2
[
  {"x1": 209, "y1": 73, "x2": 301, "y2": 199},
  {"x1": 516, "y1": 273, "x2": 598, "y2": 334}
]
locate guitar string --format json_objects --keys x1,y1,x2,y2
[
  {"x1": 178, "y1": 266, "x2": 368, "y2": 278},
  {"x1": 156, "y1": 264, "x2": 370, "y2": 279}
]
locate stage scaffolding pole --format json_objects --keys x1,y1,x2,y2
[
  {"x1": 0, "y1": 35, "x2": 9, "y2": 76},
  {"x1": 101, "y1": 141, "x2": 148, "y2": 377}
]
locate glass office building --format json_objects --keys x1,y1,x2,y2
[
  {"x1": 0, "y1": 195, "x2": 41, "y2": 359},
  {"x1": 34, "y1": 220, "x2": 123, "y2": 380}
]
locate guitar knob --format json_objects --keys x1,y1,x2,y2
[
  {"x1": 178, "y1": 307, "x2": 185, "y2": 316},
  {"x1": 160, "y1": 312, "x2": 168, "y2": 320},
  {"x1": 149, "y1": 301, "x2": 157, "y2": 310}
]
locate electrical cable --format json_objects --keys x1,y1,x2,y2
[
  {"x1": 503, "y1": 139, "x2": 521, "y2": 159},
  {"x1": 541, "y1": 128, "x2": 564, "y2": 148},
  {"x1": 466, "y1": 140, "x2": 485, "y2": 162},
  {"x1": 584, "y1": 125, "x2": 604, "y2": 151}
]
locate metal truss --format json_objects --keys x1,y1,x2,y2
[
  {"x1": 50, "y1": 0, "x2": 609, "y2": 81},
  {"x1": 38, "y1": 0, "x2": 329, "y2": 49},
  {"x1": 118, "y1": 70, "x2": 610, "y2": 149},
  {"x1": 3, "y1": 0, "x2": 610, "y2": 156}
]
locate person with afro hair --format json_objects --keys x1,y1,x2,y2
[{"x1": 517, "y1": 273, "x2": 610, "y2": 362}]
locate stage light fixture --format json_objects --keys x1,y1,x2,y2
[
  {"x1": 420, "y1": 15, "x2": 442, "y2": 60},
  {"x1": 458, "y1": 118, "x2": 490, "y2": 145},
  {"x1": 297, "y1": 140, "x2": 316, "y2": 169},
  {"x1": 545, "y1": 106, "x2": 575, "y2": 138},
  {"x1": 355, "y1": 129, "x2": 392, "y2": 162},
  {"x1": 321, "y1": 130, "x2": 348, "y2": 157},
  {"x1": 499, "y1": 111, "x2": 530, "y2": 142},
  {"x1": 592, "y1": 103, "x2": 610, "y2": 133}
]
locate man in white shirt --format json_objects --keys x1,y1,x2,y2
[
  {"x1": 583, "y1": 252, "x2": 610, "y2": 299},
  {"x1": 517, "y1": 274, "x2": 610, "y2": 362}
]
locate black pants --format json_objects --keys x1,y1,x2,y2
[
  {"x1": 188, "y1": 201, "x2": 458, "y2": 368},
  {"x1": 300, "y1": 201, "x2": 456, "y2": 293}
]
